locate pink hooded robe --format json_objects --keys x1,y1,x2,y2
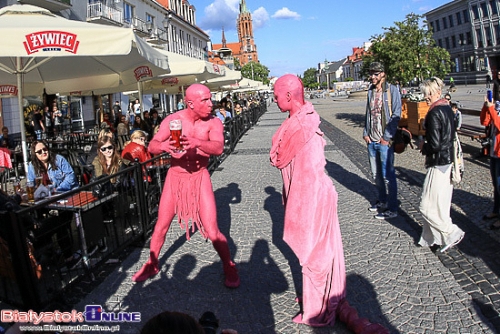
[{"x1": 270, "y1": 102, "x2": 347, "y2": 326}]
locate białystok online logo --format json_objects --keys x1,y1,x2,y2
[{"x1": 1, "y1": 305, "x2": 141, "y2": 324}]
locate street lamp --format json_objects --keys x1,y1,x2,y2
[
  {"x1": 248, "y1": 55, "x2": 254, "y2": 80},
  {"x1": 460, "y1": 40, "x2": 467, "y2": 86},
  {"x1": 162, "y1": 13, "x2": 172, "y2": 51}
]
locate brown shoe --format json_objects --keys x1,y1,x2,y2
[{"x1": 483, "y1": 213, "x2": 499, "y2": 220}]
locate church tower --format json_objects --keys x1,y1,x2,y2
[{"x1": 237, "y1": 0, "x2": 258, "y2": 66}]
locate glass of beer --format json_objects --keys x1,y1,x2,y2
[
  {"x1": 12, "y1": 179, "x2": 21, "y2": 193},
  {"x1": 169, "y1": 119, "x2": 183, "y2": 152},
  {"x1": 26, "y1": 181, "x2": 35, "y2": 203}
]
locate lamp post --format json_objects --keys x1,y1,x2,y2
[
  {"x1": 460, "y1": 40, "x2": 467, "y2": 87},
  {"x1": 248, "y1": 55, "x2": 254, "y2": 80},
  {"x1": 162, "y1": 13, "x2": 172, "y2": 51}
]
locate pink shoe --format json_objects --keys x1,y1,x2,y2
[
  {"x1": 223, "y1": 261, "x2": 240, "y2": 288},
  {"x1": 292, "y1": 313, "x2": 303, "y2": 324},
  {"x1": 132, "y1": 261, "x2": 159, "y2": 282}
]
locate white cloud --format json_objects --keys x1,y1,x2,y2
[
  {"x1": 252, "y1": 7, "x2": 270, "y2": 29},
  {"x1": 271, "y1": 7, "x2": 301, "y2": 20},
  {"x1": 198, "y1": 0, "x2": 239, "y2": 31}
]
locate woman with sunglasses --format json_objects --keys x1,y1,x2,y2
[
  {"x1": 92, "y1": 137, "x2": 122, "y2": 182},
  {"x1": 27, "y1": 140, "x2": 78, "y2": 192}
]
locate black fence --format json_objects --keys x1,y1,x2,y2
[{"x1": 0, "y1": 102, "x2": 267, "y2": 310}]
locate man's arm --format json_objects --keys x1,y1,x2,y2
[{"x1": 383, "y1": 84, "x2": 402, "y2": 142}]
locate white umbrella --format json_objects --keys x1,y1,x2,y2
[
  {"x1": 203, "y1": 68, "x2": 242, "y2": 91},
  {"x1": 0, "y1": 4, "x2": 170, "y2": 172},
  {"x1": 86, "y1": 50, "x2": 226, "y2": 96}
]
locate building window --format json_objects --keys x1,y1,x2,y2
[
  {"x1": 438, "y1": 39, "x2": 443, "y2": 47},
  {"x1": 463, "y1": 9, "x2": 470, "y2": 23},
  {"x1": 436, "y1": 19, "x2": 441, "y2": 31},
  {"x1": 476, "y1": 28, "x2": 483, "y2": 47},
  {"x1": 491, "y1": 0, "x2": 499, "y2": 15},
  {"x1": 452, "y1": 35, "x2": 457, "y2": 48},
  {"x1": 486, "y1": 27, "x2": 493, "y2": 46},
  {"x1": 472, "y1": 5, "x2": 480, "y2": 20},
  {"x1": 456, "y1": 12, "x2": 462, "y2": 25},
  {"x1": 442, "y1": 17, "x2": 447, "y2": 29},
  {"x1": 445, "y1": 37, "x2": 450, "y2": 49},
  {"x1": 481, "y1": 2, "x2": 489, "y2": 17},
  {"x1": 430, "y1": 21, "x2": 434, "y2": 32},
  {"x1": 459, "y1": 33, "x2": 464, "y2": 45},
  {"x1": 449, "y1": 14, "x2": 454, "y2": 27},
  {"x1": 466, "y1": 31, "x2": 472, "y2": 44},
  {"x1": 496, "y1": 24, "x2": 500, "y2": 45},
  {"x1": 123, "y1": 2, "x2": 134, "y2": 24}
]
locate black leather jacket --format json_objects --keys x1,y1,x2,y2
[{"x1": 421, "y1": 101, "x2": 454, "y2": 168}]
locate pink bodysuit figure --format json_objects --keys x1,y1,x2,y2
[
  {"x1": 131, "y1": 83, "x2": 240, "y2": 288},
  {"x1": 270, "y1": 74, "x2": 388, "y2": 333}
]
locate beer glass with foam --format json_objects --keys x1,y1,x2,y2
[{"x1": 169, "y1": 119, "x2": 183, "y2": 152}]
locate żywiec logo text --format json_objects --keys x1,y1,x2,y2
[
  {"x1": 134, "y1": 66, "x2": 153, "y2": 81},
  {"x1": 161, "y1": 77, "x2": 179, "y2": 85},
  {"x1": 24, "y1": 31, "x2": 80, "y2": 55}
]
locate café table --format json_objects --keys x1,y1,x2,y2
[{"x1": 47, "y1": 190, "x2": 118, "y2": 279}]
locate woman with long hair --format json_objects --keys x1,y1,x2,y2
[
  {"x1": 27, "y1": 140, "x2": 78, "y2": 192},
  {"x1": 92, "y1": 136, "x2": 122, "y2": 182}
]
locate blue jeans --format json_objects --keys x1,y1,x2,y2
[
  {"x1": 367, "y1": 142, "x2": 398, "y2": 212},
  {"x1": 490, "y1": 157, "x2": 500, "y2": 214}
]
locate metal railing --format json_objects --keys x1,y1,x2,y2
[{"x1": 87, "y1": 2, "x2": 122, "y2": 24}]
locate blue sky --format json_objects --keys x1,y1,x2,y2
[{"x1": 191, "y1": 0, "x2": 451, "y2": 78}]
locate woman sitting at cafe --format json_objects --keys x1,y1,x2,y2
[
  {"x1": 27, "y1": 140, "x2": 79, "y2": 192},
  {"x1": 92, "y1": 137, "x2": 122, "y2": 183},
  {"x1": 121, "y1": 130, "x2": 151, "y2": 164}
]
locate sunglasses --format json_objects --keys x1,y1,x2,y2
[
  {"x1": 369, "y1": 72, "x2": 381, "y2": 77},
  {"x1": 35, "y1": 148, "x2": 48, "y2": 155},
  {"x1": 100, "y1": 145, "x2": 114, "y2": 152}
]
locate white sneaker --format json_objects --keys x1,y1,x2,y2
[
  {"x1": 368, "y1": 201, "x2": 387, "y2": 212},
  {"x1": 374, "y1": 210, "x2": 397, "y2": 220}
]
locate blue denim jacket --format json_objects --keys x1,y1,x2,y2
[{"x1": 27, "y1": 154, "x2": 79, "y2": 192}]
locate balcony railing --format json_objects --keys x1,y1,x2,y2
[
  {"x1": 147, "y1": 27, "x2": 168, "y2": 45},
  {"x1": 87, "y1": 2, "x2": 122, "y2": 26}
]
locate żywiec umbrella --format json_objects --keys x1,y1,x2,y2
[{"x1": 0, "y1": 4, "x2": 170, "y2": 172}]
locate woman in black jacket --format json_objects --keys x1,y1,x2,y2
[{"x1": 418, "y1": 77, "x2": 465, "y2": 252}]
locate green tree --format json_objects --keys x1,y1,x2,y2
[
  {"x1": 233, "y1": 58, "x2": 241, "y2": 70},
  {"x1": 302, "y1": 67, "x2": 318, "y2": 89},
  {"x1": 241, "y1": 61, "x2": 270, "y2": 84},
  {"x1": 362, "y1": 13, "x2": 452, "y2": 86}
]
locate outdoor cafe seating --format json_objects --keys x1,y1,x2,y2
[{"x1": 0, "y1": 100, "x2": 267, "y2": 310}]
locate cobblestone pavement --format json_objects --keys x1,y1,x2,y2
[{"x1": 71, "y1": 85, "x2": 499, "y2": 333}]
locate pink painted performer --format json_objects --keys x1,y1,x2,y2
[
  {"x1": 131, "y1": 83, "x2": 240, "y2": 288},
  {"x1": 270, "y1": 74, "x2": 387, "y2": 332}
]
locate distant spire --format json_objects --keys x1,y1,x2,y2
[
  {"x1": 221, "y1": 27, "x2": 227, "y2": 48},
  {"x1": 240, "y1": 0, "x2": 249, "y2": 14}
]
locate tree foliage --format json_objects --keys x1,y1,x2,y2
[
  {"x1": 241, "y1": 61, "x2": 270, "y2": 84},
  {"x1": 302, "y1": 68, "x2": 318, "y2": 88},
  {"x1": 362, "y1": 13, "x2": 452, "y2": 85}
]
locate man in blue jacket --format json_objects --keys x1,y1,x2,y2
[{"x1": 363, "y1": 62, "x2": 401, "y2": 219}]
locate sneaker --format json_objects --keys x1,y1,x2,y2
[
  {"x1": 223, "y1": 261, "x2": 240, "y2": 288},
  {"x1": 374, "y1": 210, "x2": 397, "y2": 220},
  {"x1": 440, "y1": 231, "x2": 465, "y2": 253},
  {"x1": 368, "y1": 201, "x2": 387, "y2": 212}
]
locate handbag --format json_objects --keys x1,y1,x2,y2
[
  {"x1": 91, "y1": 175, "x2": 113, "y2": 199},
  {"x1": 451, "y1": 132, "x2": 464, "y2": 185},
  {"x1": 392, "y1": 127, "x2": 413, "y2": 154}
]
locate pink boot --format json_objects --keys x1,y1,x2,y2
[
  {"x1": 223, "y1": 261, "x2": 240, "y2": 288},
  {"x1": 132, "y1": 260, "x2": 159, "y2": 282}
]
